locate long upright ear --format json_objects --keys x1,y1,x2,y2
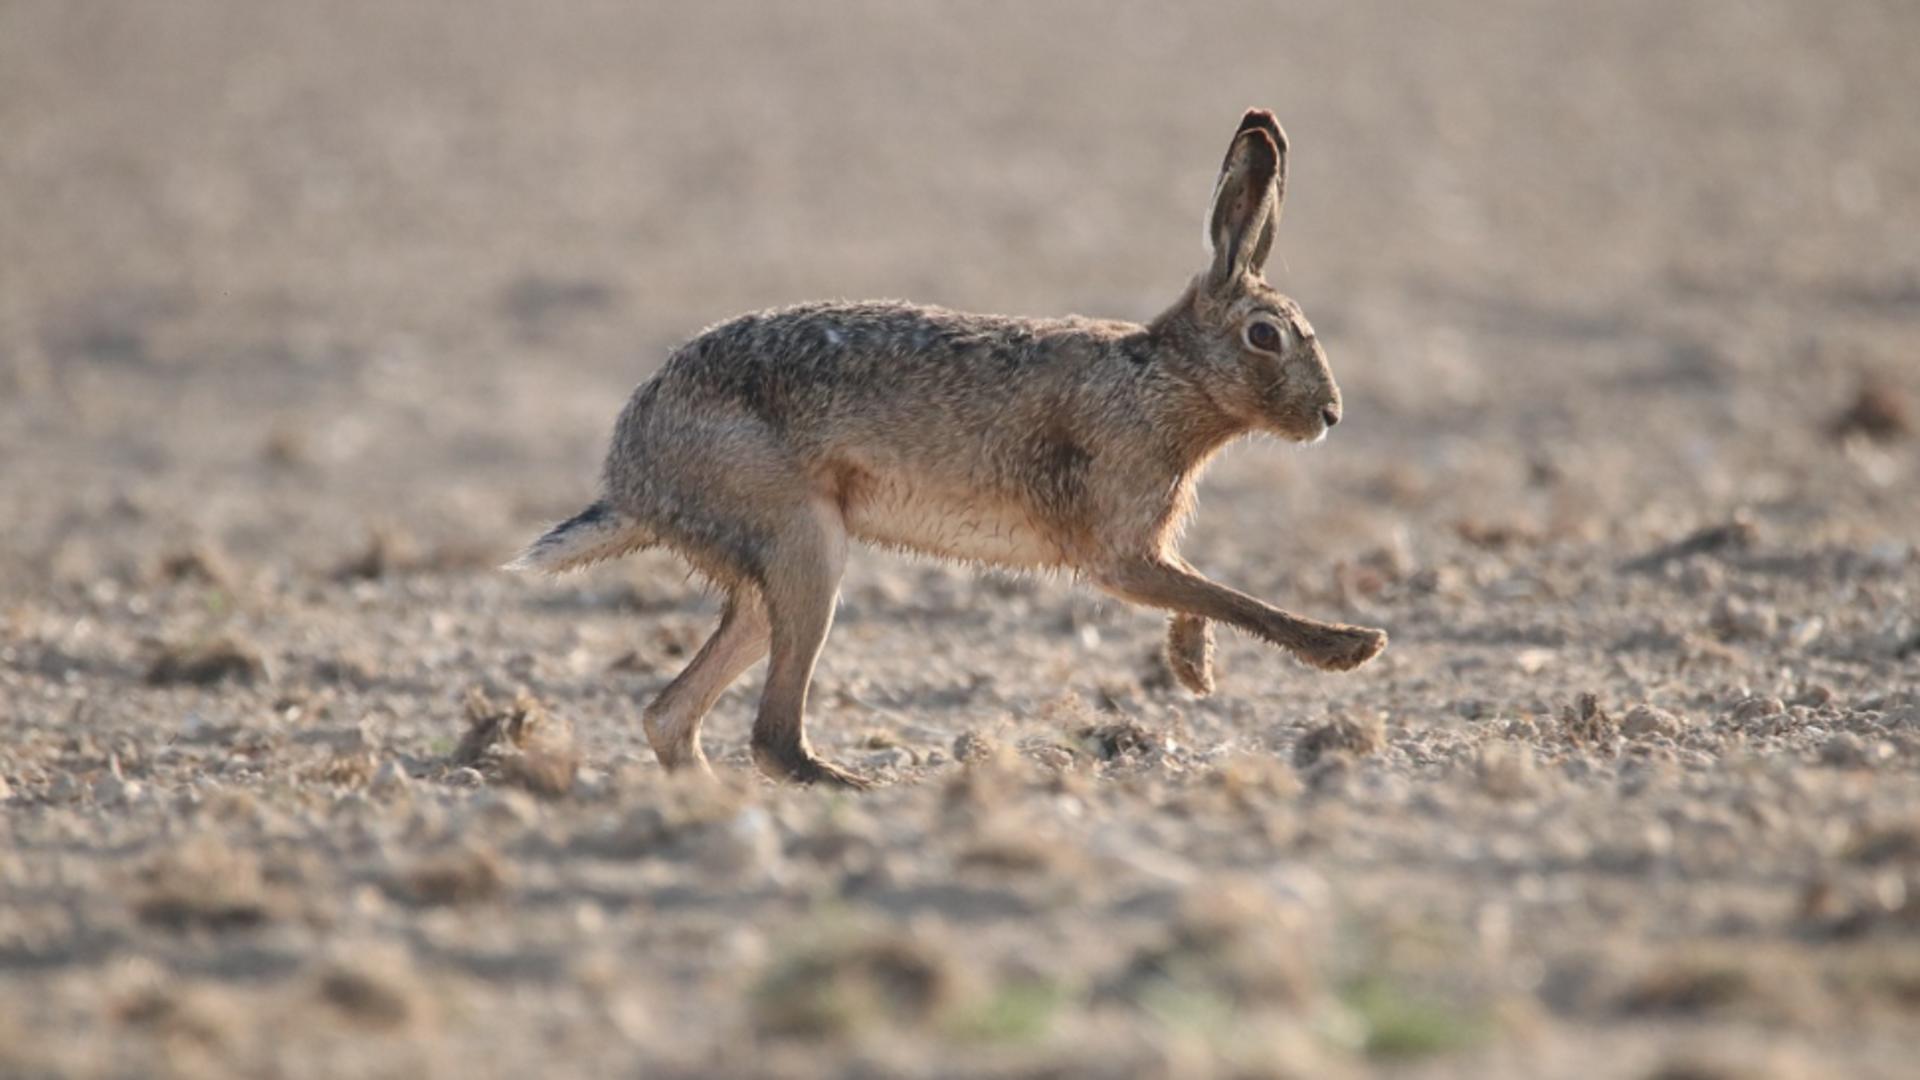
[
  {"x1": 1207, "y1": 110, "x2": 1288, "y2": 285},
  {"x1": 1232, "y1": 110, "x2": 1288, "y2": 272}
]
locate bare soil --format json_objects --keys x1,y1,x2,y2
[{"x1": 3, "y1": 3, "x2": 1918, "y2": 1077}]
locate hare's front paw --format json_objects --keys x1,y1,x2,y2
[
  {"x1": 1167, "y1": 614, "x2": 1215, "y2": 695},
  {"x1": 1297, "y1": 625, "x2": 1388, "y2": 672}
]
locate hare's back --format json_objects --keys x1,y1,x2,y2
[{"x1": 660, "y1": 302, "x2": 1118, "y2": 436}]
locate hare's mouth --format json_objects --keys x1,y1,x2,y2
[
  {"x1": 1266, "y1": 412, "x2": 1331, "y2": 445},
  {"x1": 1274, "y1": 401, "x2": 1339, "y2": 445}
]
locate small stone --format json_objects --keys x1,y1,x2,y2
[
  {"x1": 1622, "y1": 705, "x2": 1682, "y2": 739},
  {"x1": 1820, "y1": 733, "x2": 1874, "y2": 768},
  {"x1": 93, "y1": 776, "x2": 145, "y2": 805},
  {"x1": 1783, "y1": 616, "x2": 1826, "y2": 650},
  {"x1": 1515, "y1": 648, "x2": 1556, "y2": 674},
  {"x1": 951, "y1": 731, "x2": 1001, "y2": 764},
  {"x1": 1476, "y1": 743, "x2": 1539, "y2": 800},
  {"x1": 1709, "y1": 596, "x2": 1777, "y2": 642},
  {"x1": 396, "y1": 845, "x2": 508, "y2": 906},
  {"x1": 1730, "y1": 696, "x2": 1785, "y2": 726},
  {"x1": 370, "y1": 760, "x2": 411, "y2": 797},
  {"x1": 1792, "y1": 684, "x2": 1835, "y2": 708},
  {"x1": 1026, "y1": 745, "x2": 1075, "y2": 772},
  {"x1": 1829, "y1": 379, "x2": 1911, "y2": 443},
  {"x1": 703, "y1": 806, "x2": 784, "y2": 880},
  {"x1": 446, "y1": 767, "x2": 486, "y2": 788},
  {"x1": 316, "y1": 951, "x2": 424, "y2": 1028},
  {"x1": 1293, "y1": 715, "x2": 1385, "y2": 768}
]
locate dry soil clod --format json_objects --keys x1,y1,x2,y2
[
  {"x1": 1294, "y1": 714, "x2": 1385, "y2": 768},
  {"x1": 451, "y1": 688, "x2": 579, "y2": 797},
  {"x1": 752, "y1": 933, "x2": 964, "y2": 1041},
  {"x1": 145, "y1": 636, "x2": 269, "y2": 687},
  {"x1": 395, "y1": 844, "x2": 509, "y2": 906},
  {"x1": 1560, "y1": 693, "x2": 1617, "y2": 747},
  {"x1": 1618, "y1": 516, "x2": 1757, "y2": 574},
  {"x1": 133, "y1": 835, "x2": 283, "y2": 931},
  {"x1": 1829, "y1": 379, "x2": 1912, "y2": 443}
]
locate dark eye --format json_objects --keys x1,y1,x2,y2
[{"x1": 1245, "y1": 321, "x2": 1282, "y2": 352}]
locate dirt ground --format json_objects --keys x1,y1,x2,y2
[{"x1": 3, "y1": 2, "x2": 1918, "y2": 1076}]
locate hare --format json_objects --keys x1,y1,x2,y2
[{"x1": 509, "y1": 109, "x2": 1386, "y2": 788}]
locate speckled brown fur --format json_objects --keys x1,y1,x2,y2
[{"x1": 510, "y1": 109, "x2": 1387, "y2": 787}]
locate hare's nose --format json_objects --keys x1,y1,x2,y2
[{"x1": 1320, "y1": 404, "x2": 1341, "y2": 428}]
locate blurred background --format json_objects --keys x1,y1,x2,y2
[{"x1": 2, "y1": 4, "x2": 1918, "y2": 1077}]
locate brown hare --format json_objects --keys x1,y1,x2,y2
[{"x1": 510, "y1": 109, "x2": 1387, "y2": 788}]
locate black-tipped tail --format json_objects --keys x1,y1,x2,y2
[{"x1": 504, "y1": 500, "x2": 652, "y2": 574}]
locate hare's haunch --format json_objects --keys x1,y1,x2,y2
[{"x1": 510, "y1": 109, "x2": 1387, "y2": 787}]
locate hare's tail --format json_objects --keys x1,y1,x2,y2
[{"x1": 505, "y1": 499, "x2": 654, "y2": 574}]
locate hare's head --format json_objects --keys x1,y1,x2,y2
[{"x1": 1154, "y1": 110, "x2": 1342, "y2": 444}]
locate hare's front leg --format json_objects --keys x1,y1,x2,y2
[
  {"x1": 1099, "y1": 555, "x2": 1386, "y2": 672},
  {"x1": 748, "y1": 499, "x2": 873, "y2": 790}
]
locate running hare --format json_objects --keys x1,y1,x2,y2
[{"x1": 510, "y1": 109, "x2": 1386, "y2": 787}]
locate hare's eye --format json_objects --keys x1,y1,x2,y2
[{"x1": 1245, "y1": 321, "x2": 1282, "y2": 352}]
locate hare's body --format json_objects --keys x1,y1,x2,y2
[
  {"x1": 615, "y1": 301, "x2": 1215, "y2": 573},
  {"x1": 512, "y1": 111, "x2": 1388, "y2": 787}
]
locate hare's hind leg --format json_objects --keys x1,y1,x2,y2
[
  {"x1": 748, "y1": 498, "x2": 871, "y2": 789},
  {"x1": 642, "y1": 593, "x2": 770, "y2": 774}
]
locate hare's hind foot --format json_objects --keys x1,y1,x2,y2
[
  {"x1": 751, "y1": 743, "x2": 875, "y2": 790},
  {"x1": 1293, "y1": 624, "x2": 1388, "y2": 672},
  {"x1": 1167, "y1": 614, "x2": 1216, "y2": 695},
  {"x1": 641, "y1": 594, "x2": 771, "y2": 778}
]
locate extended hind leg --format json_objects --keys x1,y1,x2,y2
[
  {"x1": 748, "y1": 498, "x2": 871, "y2": 789},
  {"x1": 641, "y1": 592, "x2": 770, "y2": 774}
]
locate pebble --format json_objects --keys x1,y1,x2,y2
[
  {"x1": 951, "y1": 731, "x2": 1001, "y2": 764},
  {"x1": 371, "y1": 759, "x2": 412, "y2": 797},
  {"x1": 1710, "y1": 595, "x2": 1778, "y2": 641},
  {"x1": 1730, "y1": 696, "x2": 1785, "y2": 725},
  {"x1": 92, "y1": 776, "x2": 144, "y2": 805},
  {"x1": 1476, "y1": 743, "x2": 1539, "y2": 800},
  {"x1": 1783, "y1": 616, "x2": 1826, "y2": 650},
  {"x1": 1819, "y1": 733, "x2": 1889, "y2": 768},
  {"x1": 447, "y1": 767, "x2": 486, "y2": 788},
  {"x1": 702, "y1": 806, "x2": 784, "y2": 881},
  {"x1": 1622, "y1": 705, "x2": 1682, "y2": 739}
]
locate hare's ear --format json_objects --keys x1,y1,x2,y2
[{"x1": 1207, "y1": 110, "x2": 1287, "y2": 286}]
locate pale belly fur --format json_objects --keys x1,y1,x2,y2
[{"x1": 839, "y1": 474, "x2": 1065, "y2": 569}]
